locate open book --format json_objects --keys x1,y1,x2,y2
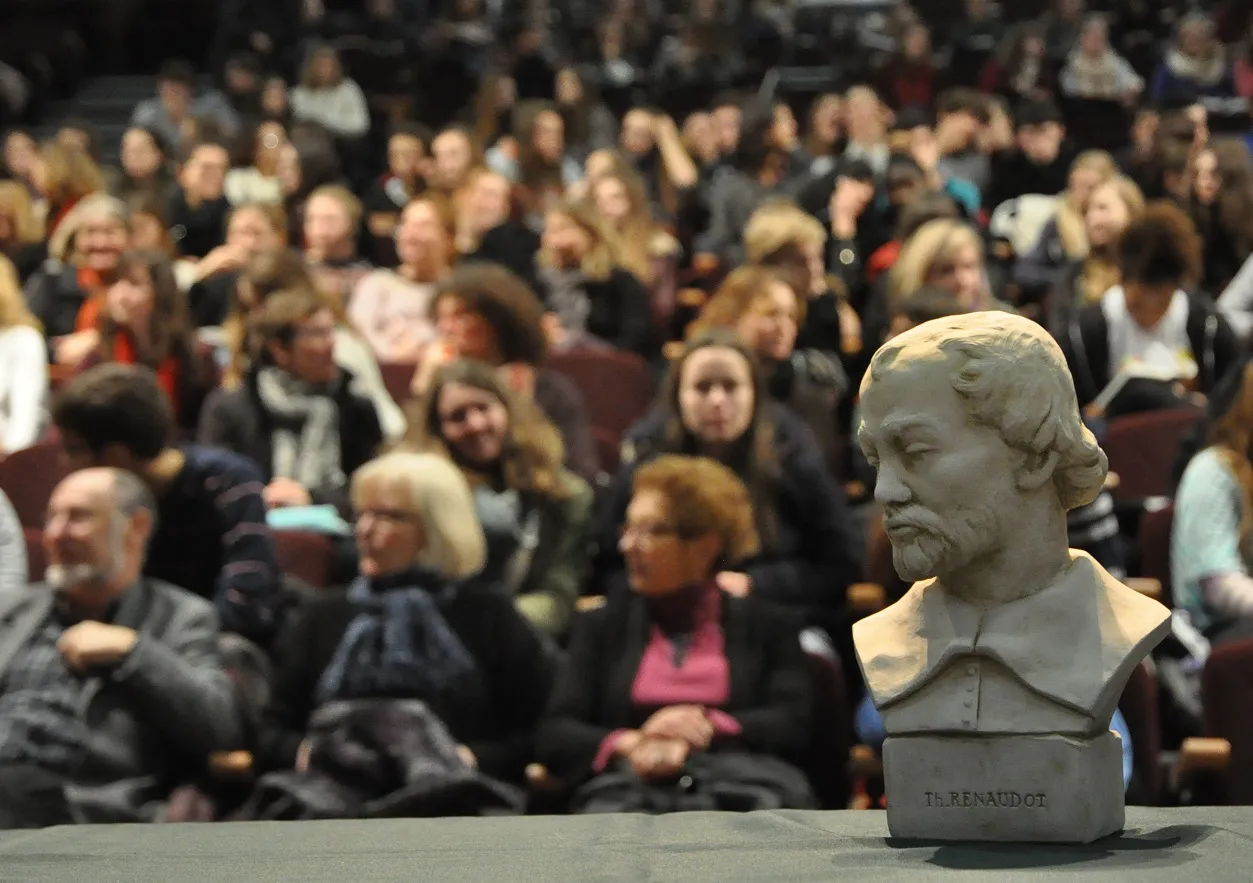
[{"x1": 1092, "y1": 344, "x2": 1198, "y2": 414}]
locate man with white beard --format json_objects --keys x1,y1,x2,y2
[
  {"x1": 853, "y1": 312, "x2": 1169, "y2": 739},
  {"x1": 0, "y1": 468, "x2": 241, "y2": 828}
]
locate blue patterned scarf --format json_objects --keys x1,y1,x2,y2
[{"x1": 315, "y1": 568, "x2": 477, "y2": 706}]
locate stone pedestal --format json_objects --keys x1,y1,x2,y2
[{"x1": 881, "y1": 731, "x2": 1124, "y2": 843}]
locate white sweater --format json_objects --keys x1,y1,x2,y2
[
  {"x1": 0, "y1": 325, "x2": 47, "y2": 455},
  {"x1": 290, "y1": 80, "x2": 371, "y2": 139},
  {"x1": 0, "y1": 488, "x2": 25, "y2": 595}
]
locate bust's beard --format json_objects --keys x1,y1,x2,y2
[{"x1": 888, "y1": 502, "x2": 1001, "y2": 584}]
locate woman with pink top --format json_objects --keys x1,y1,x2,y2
[{"x1": 536, "y1": 454, "x2": 815, "y2": 813}]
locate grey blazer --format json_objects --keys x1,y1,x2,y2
[{"x1": 0, "y1": 578, "x2": 243, "y2": 823}]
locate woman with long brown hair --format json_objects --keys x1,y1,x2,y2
[
  {"x1": 588, "y1": 167, "x2": 679, "y2": 290},
  {"x1": 1188, "y1": 136, "x2": 1253, "y2": 295},
  {"x1": 33, "y1": 141, "x2": 106, "y2": 237},
  {"x1": 486, "y1": 101, "x2": 583, "y2": 222},
  {"x1": 0, "y1": 254, "x2": 47, "y2": 454},
  {"x1": 1174, "y1": 360, "x2": 1253, "y2": 643},
  {"x1": 71, "y1": 250, "x2": 218, "y2": 432},
  {"x1": 406, "y1": 359, "x2": 593, "y2": 639},
  {"x1": 537, "y1": 199, "x2": 653, "y2": 356}
]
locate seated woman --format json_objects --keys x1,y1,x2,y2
[
  {"x1": 537, "y1": 200, "x2": 654, "y2": 357},
  {"x1": 889, "y1": 217, "x2": 1012, "y2": 318},
  {"x1": 407, "y1": 359, "x2": 593, "y2": 639},
  {"x1": 255, "y1": 451, "x2": 553, "y2": 797},
  {"x1": 691, "y1": 266, "x2": 848, "y2": 476},
  {"x1": 1174, "y1": 362, "x2": 1253, "y2": 645},
  {"x1": 348, "y1": 196, "x2": 451, "y2": 363},
  {"x1": 410, "y1": 263, "x2": 599, "y2": 483},
  {"x1": 588, "y1": 168, "x2": 680, "y2": 314},
  {"x1": 537, "y1": 454, "x2": 815, "y2": 812},
  {"x1": 222, "y1": 247, "x2": 406, "y2": 441},
  {"x1": 186, "y1": 202, "x2": 288, "y2": 329},
  {"x1": 457, "y1": 168, "x2": 540, "y2": 291},
  {"x1": 198, "y1": 285, "x2": 383, "y2": 515},
  {"x1": 301, "y1": 185, "x2": 373, "y2": 307},
  {"x1": 1062, "y1": 202, "x2": 1243, "y2": 418},
  {"x1": 594, "y1": 331, "x2": 858, "y2": 629},
  {"x1": 72, "y1": 250, "x2": 218, "y2": 435}
]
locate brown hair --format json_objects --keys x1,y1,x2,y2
[
  {"x1": 0, "y1": 181, "x2": 44, "y2": 245},
  {"x1": 590, "y1": 168, "x2": 661, "y2": 285},
  {"x1": 648, "y1": 329, "x2": 782, "y2": 546},
  {"x1": 230, "y1": 201, "x2": 289, "y2": 244},
  {"x1": 0, "y1": 254, "x2": 39, "y2": 331},
  {"x1": 307, "y1": 184, "x2": 363, "y2": 233},
  {"x1": 690, "y1": 266, "x2": 804, "y2": 338},
  {"x1": 1204, "y1": 137, "x2": 1253, "y2": 263},
  {"x1": 429, "y1": 264, "x2": 548, "y2": 366},
  {"x1": 1118, "y1": 201, "x2": 1204, "y2": 288},
  {"x1": 633, "y1": 454, "x2": 761, "y2": 565},
  {"x1": 299, "y1": 45, "x2": 344, "y2": 90},
  {"x1": 406, "y1": 358, "x2": 571, "y2": 502},
  {"x1": 540, "y1": 199, "x2": 620, "y2": 282},
  {"x1": 98, "y1": 250, "x2": 193, "y2": 366},
  {"x1": 250, "y1": 286, "x2": 333, "y2": 361}
]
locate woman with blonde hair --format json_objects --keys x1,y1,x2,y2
[
  {"x1": 1048, "y1": 175, "x2": 1146, "y2": 333},
  {"x1": 407, "y1": 359, "x2": 594, "y2": 639},
  {"x1": 0, "y1": 254, "x2": 47, "y2": 454},
  {"x1": 33, "y1": 141, "x2": 106, "y2": 237},
  {"x1": 0, "y1": 180, "x2": 46, "y2": 281},
  {"x1": 1015, "y1": 149, "x2": 1117, "y2": 299},
  {"x1": 890, "y1": 217, "x2": 1005, "y2": 313},
  {"x1": 252, "y1": 449, "x2": 554, "y2": 796},
  {"x1": 589, "y1": 167, "x2": 680, "y2": 289},
  {"x1": 537, "y1": 199, "x2": 653, "y2": 355}
]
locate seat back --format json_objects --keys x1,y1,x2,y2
[
  {"x1": 1103, "y1": 409, "x2": 1202, "y2": 503},
  {"x1": 545, "y1": 348, "x2": 655, "y2": 452},
  {"x1": 273, "y1": 530, "x2": 335, "y2": 590},
  {"x1": 23, "y1": 527, "x2": 45, "y2": 582},
  {"x1": 1139, "y1": 502, "x2": 1175, "y2": 608},
  {"x1": 1118, "y1": 661, "x2": 1161, "y2": 805},
  {"x1": 0, "y1": 439, "x2": 69, "y2": 528},
  {"x1": 378, "y1": 361, "x2": 417, "y2": 409},
  {"x1": 1202, "y1": 638, "x2": 1253, "y2": 804},
  {"x1": 802, "y1": 645, "x2": 851, "y2": 810}
]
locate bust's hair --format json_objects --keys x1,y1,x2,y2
[{"x1": 865, "y1": 312, "x2": 1108, "y2": 511}]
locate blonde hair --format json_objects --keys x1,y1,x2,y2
[
  {"x1": 690, "y1": 266, "x2": 803, "y2": 338},
  {"x1": 307, "y1": 184, "x2": 363, "y2": 232},
  {"x1": 1080, "y1": 175, "x2": 1147, "y2": 305},
  {"x1": 542, "y1": 199, "x2": 620, "y2": 282},
  {"x1": 39, "y1": 141, "x2": 105, "y2": 208},
  {"x1": 351, "y1": 452, "x2": 487, "y2": 579},
  {"x1": 889, "y1": 218, "x2": 986, "y2": 306},
  {"x1": 0, "y1": 181, "x2": 44, "y2": 245},
  {"x1": 48, "y1": 193, "x2": 129, "y2": 263},
  {"x1": 743, "y1": 199, "x2": 827, "y2": 264},
  {"x1": 1056, "y1": 150, "x2": 1118, "y2": 260},
  {"x1": 0, "y1": 254, "x2": 39, "y2": 331}
]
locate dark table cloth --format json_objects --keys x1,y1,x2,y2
[{"x1": 0, "y1": 808, "x2": 1250, "y2": 881}]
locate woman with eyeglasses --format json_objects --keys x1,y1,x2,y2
[
  {"x1": 537, "y1": 454, "x2": 815, "y2": 812},
  {"x1": 251, "y1": 451, "x2": 554, "y2": 811}
]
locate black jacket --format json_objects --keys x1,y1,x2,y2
[
  {"x1": 1062, "y1": 292, "x2": 1244, "y2": 410},
  {"x1": 196, "y1": 368, "x2": 384, "y2": 515},
  {"x1": 257, "y1": 584, "x2": 555, "y2": 784},
  {"x1": 538, "y1": 267, "x2": 655, "y2": 358},
  {"x1": 23, "y1": 261, "x2": 87, "y2": 341},
  {"x1": 536, "y1": 589, "x2": 811, "y2": 780},
  {"x1": 592, "y1": 405, "x2": 858, "y2": 620}
]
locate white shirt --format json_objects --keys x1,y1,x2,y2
[
  {"x1": 1101, "y1": 285, "x2": 1196, "y2": 379},
  {"x1": 0, "y1": 325, "x2": 47, "y2": 455}
]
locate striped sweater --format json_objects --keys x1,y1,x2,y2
[{"x1": 144, "y1": 445, "x2": 282, "y2": 644}]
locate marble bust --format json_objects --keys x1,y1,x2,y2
[{"x1": 853, "y1": 312, "x2": 1170, "y2": 842}]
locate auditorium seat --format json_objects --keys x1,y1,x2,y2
[
  {"x1": 1201, "y1": 638, "x2": 1253, "y2": 804},
  {"x1": 23, "y1": 527, "x2": 46, "y2": 582},
  {"x1": 1119, "y1": 662, "x2": 1162, "y2": 805},
  {"x1": 1102, "y1": 409, "x2": 1202, "y2": 504},
  {"x1": 0, "y1": 438, "x2": 69, "y2": 528},
  {"x1": 546, "y1": 347, "x2": 654, "y2": 457},
  {"x1": 378, "y1": 361, "x2": 417, "y2": 408},
  {"x1": 1139, "y1": 501, "x2": 1175, "y2": 608}
]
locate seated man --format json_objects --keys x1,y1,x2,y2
[
  {"x1": 0, "y1": 468, "x2": 242, "y2": 827},
  {"x1": 53, "y1": 364, "x2": 282, "y2": 645}
]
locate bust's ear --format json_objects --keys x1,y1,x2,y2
[{"x1": 1016, "y1": 449, "x2": 1060, "y2": 493}]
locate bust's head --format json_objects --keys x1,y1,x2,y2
[{"x1": 858, "y1": 312, "x2": 1107, "y2": 584}]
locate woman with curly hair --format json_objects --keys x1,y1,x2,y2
[
  {"x1": 406, "y1": 359, "x2": 594, "y2": 639},
  {"x1": 1062, "y1": 201, "x2": 1244, "y2": 416}
]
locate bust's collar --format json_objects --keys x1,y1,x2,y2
[{"x1": 855, "y1": 551, "x2": 1170, "y2": 715}]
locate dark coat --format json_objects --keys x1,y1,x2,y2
[
  {"x1": 593, "y1": 405, "x2": 859, "y2": 621},
  {"x1": 256, "y1": 583, "x2": 555, "y2": 784},
  {"x1": 23, "y1": 261, "x2": 87, "y2": 341},
  {"x1": 1062, "y1": 292, "x2": 1245, "y2": 410},
  {"x1": 539, "y1": 267, "x2": 656, "y2": 358},
  {"x1": 195, "y1": 367, "x2": 384, "y2": 514},
  {"x1": 536, "y1": 590, "x2": 812, "y2": 780}
]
